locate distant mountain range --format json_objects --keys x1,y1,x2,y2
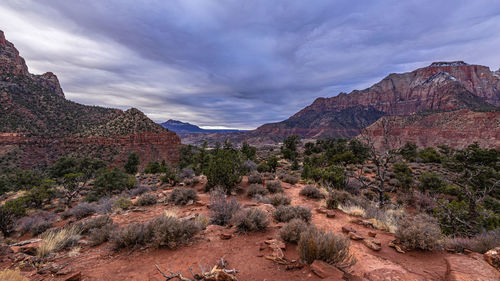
[{"x1": 160, "y1": 119, "x2": 243, "y2": 135}]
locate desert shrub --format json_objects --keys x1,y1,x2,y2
[
  {"x1": 0, "y1": 205, "x2": 15, "y2": 236},
  {"x1": 89, "y1": 222, "x2": 116, "y2": 246},
  {"x1": 124, "y1": 152, "x2": 139, "y2": 174},
  {"x1": 113, "y1": 197, "x2": 132, "y2": 210},
  {"x1": 206, "y1": 148, "x2": 243, "y2": 193},
  {"x1": 393, "y1": 162, "x2": 414, "y2": 189},
  {"x1": 95, "y1": 197, "x2": 115, "y2": 214},
  {"x1": 247, "y1": 184, "x2": 268, "y2": 198},
  {"x1": 280, "y1": 219, "x2": 309, "y2": 244},
  {"x1": 281, "y1": 174, "x2": 299, "y2": 185},
  {"x1": 111, "y1": 222, "x2": 149, "y2": 250},
  {"x1": 37, "y1": 225, "x2": 81, "y2": 257},
  {"x1": 93, "y1": 168, "x2": 131, "y2": 198},
  {"x1": 266, "y1": 180, "x2": 283, "y2": 193},
  {"x1": 443, "y1": 229, "x2": 500, "y2": 253},
  {"x1": 233, "y1": 208, "x2": 269, "y2": 232},
  {"x1": 0, "y1": 268, "x2": 29, "y2": 281},
  {"x1": 300, "y1": 185, "x2": 324, "y2": 199},
  {"x1": 136, "y1": 194, "x2": 157, "y2": 206},
  {"x1": 148, "y1": 215, "x2": 202, "y2": 248},
  {"x1": 75, "y1": 215, "x2": 113, "y2": 234},
  {"x1": 3, "y1": 197, "x2": 27, "y2": 217},
  {"x1": 242, "y1": 160, "x2": 257, "y2": 174},
  {"x1": 248, "y1": 172, "x2": 264, "y2": 184},
  {"x1": 417, "y1": 147, "x2": 441, "y2": 163},
  {"x1": 266, "y1": 194, "x2": 291, "y2": 207},
  {"x1": 364, "y1": 205, "x2": 405, "y2": 233},
  {"x1": 395, "y1": 213, "x2": 441, "y2": 250},
  {"x1": 70, "y1": 202, "x2": 97, "y2": 219},
  {"x1": 298, "y1": 226, "x2": 355, "y2": 266},
  {"x1": 17, "y1": 211, "x2": 55, "y2": 236},
  {"x1": 178, "y1": 167, "x2": 195, "y2": 180},
  {"x1": 169, "y1": 187, "x2": 198, "y2": 205},
  {"x1": 418, "y1": 172, "x2": 444, "y2": 191},
  {"x1": 209, "y1": 188, "x2": 240, "y2": 226},
  {"x1": 129, "y1": 186, "x2": 150, "y2": 197},
  {"x1": 274, "y1": 205, "x2": 312, "y2": 223}
]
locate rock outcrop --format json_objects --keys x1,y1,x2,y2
[{"x1": 0, "y1": 30, "x2": 181, "y2": 169}]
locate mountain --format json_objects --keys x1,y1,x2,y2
[
  {"x1": 0, "y1": 30, "x2": 181, "y2": 169},
  {"x1": 160, "y1": 119, "x2": 242, "y2": 135},
  {"x1": 254, "y1": 61, "x2": 499, "y2": 139}
]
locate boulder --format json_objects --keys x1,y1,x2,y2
[
  {"x1": 368, "y1": 231, "x2": 377, "y2": 238},
  {"x1": 310, "y1": 260, "x2": 344, "y2": 279},
  {"x1": 342, "y1": 225, "x2": 356, "y2": 233},
  {"x1": 364, "y1": 268, "x2": 422, "y2": 281},
  {"x1": 445, "y1": 255, "x2": 500, "y2": 281},
  {"x1": 348, "y1": 232, "x2": 364, "y2": 241},
  {"x1": 363, "y1": 239, "x2": 381, "y2": 251},
  {"x1": 484, "y1": 247, "x2": 499, "y2": 270},
  {"x1": 326, "y1": 210, "x2": 336, "y2": 218}
]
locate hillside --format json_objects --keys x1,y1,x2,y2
[
  {"x1": 160, "y1": 119, "x2": 241, "y2": 135},
  {"x1": 0, "y1": 30, "x2": 181, "y2": 169}
]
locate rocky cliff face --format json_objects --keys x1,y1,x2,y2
[
  {"x1": 253, "y1": 61, "x2": 500, "y2": 140},
  {"x1": 0, "y1": 30, "x2": 181, "y2": 169},
  {"x1": 363, "y1": 109, "x2": 500, "y2": 150}
]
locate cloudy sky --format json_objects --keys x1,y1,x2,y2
[{"x1": 1, "y1": 1, "x2": 500, "y2": 129}]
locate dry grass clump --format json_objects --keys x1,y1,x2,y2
[
  {"x1": 266, "y1": 180, "x2": 283, "y2": 193},
  {"x1": 248, "y1": 172, "x2": 264, "y2": 184},
  {"x1": 395, "y1": 213, "x2": 441, "y2": 251},
  {"x1": 274, "y1": 205, "x2": 312, "y2": 223},
  {"x1": 111, "y1": 222, "x2": 149, "y2": 250},
  {"x1": 232, "y1": 208, "x2": 269, "y2": 232},
  {"x1": 247, "y1": 184, "x2": 268, "y2": 198},
  {"x1": 280, "y1": 218, "x2": 309, "y2": 244},
  {"x1": 75, "y1": 215, "x2": 113, "y2": 234},
  {"x1": 0, "y1": 268, "x2": 29, "y2": 281},
  {"x1": 169, "y1": 187, "x2": 198, "y2": 205},
  {"x1": 136, "y1": 193, "x2": 157, "y2": 206},
  {"x1": 338, "y1": 204, "x2": 366, "y2": 217},
  {"x1": 298, "y1": 227, "x2": 355, "y2": 266},
  {"x1": 443, "y1": 229, "x2": 500, "y2": 253},
  {"x1": 209, "y1": 188, "x2": 240, "y2": 226},
  {"x1": 300, "y1": 185, "x2": 324, "y2": 199},
  {"x1": 37, "y1": 225, "x2": 81, "y2": 257}
]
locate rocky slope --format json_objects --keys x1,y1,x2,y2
[
  {"x1": 0, "y1": 30, "x2": 181, "y2": 169},
  {"x1": 160, "y1": 119, "x2": 241, "y2": 135},
  {"x1": 253, "y1": 61, "x2": 500, "y2": 140}
]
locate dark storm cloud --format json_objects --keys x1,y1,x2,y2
[{"x1": 1, "y1": 0, "x2": 500, "y2": 129}]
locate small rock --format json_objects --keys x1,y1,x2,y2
[
  {"x1": 388, "y1": 241, "x2": 405, "y2": 254},
  {"x1": 363, "y1": 239, "x2": 381, "y2": 251},
  {"x1": 326, "y1": 210, "x2": 336, "y2": 218},
  {"x1": 316, "y1": 208, "x2": 327, "y2": 214},
  {"x1": 348, "y1": 232, "x2": 364, "y2": 241},
  {"x1": 310, "y1": 260, "x2": 344, "y2": 279},
  {"x1": 341, "y1": 225, "x2": 356, "y2": 233},
  {"x1": 368, "y1": 231, "x2": 377, "y2": 237},
  {"x1": 484, "y1": 247, "x2": 499, "y2": 270},
  {"x1": 64, "y1": 272, "x2": 82, "y2": 281},
  {"x1": 194, "y1": 200, "x2": 206, "y2": 206},
  {"x1": 12, "y1": 238, "x2": 42, "y2": 247},
  {"x1": 220, "y1": 232, "x2": 232, "y2": 240}
]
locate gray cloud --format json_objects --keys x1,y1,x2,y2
[{"x1": 1, "y1": 0, "x2": 500, "y2": 129}]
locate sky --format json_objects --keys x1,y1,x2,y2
[{"x1": 1, "y1": 1, "x2": 500, "y2": 129}]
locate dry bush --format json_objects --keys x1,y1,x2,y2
[
  {"x1": 129, "y1": 186, "x2": 150, "y2": 197},
  {"x1": 280, "y1": 218, "x2": 309, "y2": 244},
  {"x1": 444, "y1": 229, "x2": 500, "y2": 253},
  {"x1": 233, "y1": 208, "x2": 269, "y2": 232},
  {"x1": 148, "y1": 215, "x2": 202, "y2": 248},
  {"x1": 89, "y1": 223, "x2": 117, "y2": 246},
  {"x1": 281, "y1": 174, "x2": 299, "y2": 185},
  {"x1": 111, "y1": 222, "x2": 149, "y2": 250},
  {"x1": 395, "y1": 213, "x2": 441, "y2": 251},
  {"x1": 274, "y1": 205, "x2": 312, "y2": 223},
  {"x1": 17, "y1": 211, "x2": 55, "y2": 236},
  {"x1": 266, "y1": 180, "x2": 283, "y2": 193},
  {"x1": 0, "y1": 268, "x2": 29, "y2": 281},
  {"x1": 209, "y1": 188, "x2": 240, "y2": 226},
  {"x1": 248, "y1": 172, "x2": 264, "y2": 184},
  {"x1": 300, "y1": 185, "x2": 324, "y2": 199},
  {"x1": 169, "y1": 187, "x2": 198, "y2": 205},
  {"x1": 69, "y1": 202, "x2": 97, "y2": 220},
  {"x1": 113, "y1": 197, "x2": 132, "y2": 210},
  {"x1": 298, "y1": 226, "x2": 355, "y2": 266},
  {"x1": 136, "y1": 193, "x2": 157, "y2": 206},
  {"x1": 247, "y1": 184, "x2": 268, "y2": 198},
  {"x1": 364, "y1": 205, "x2": 405, "y2": 233},
  {"x1": 266, "y1": 194, "x2": 291, "y2": 207},
  {"x1": 338, "y1": 204, "x2": 366, "y2": 217},
  {"x1": 37, "y1": 225, "x2": 81, "y2": 257},
  {"x1": 75, "y1": 215, "x2": 113, "y2": 234}
]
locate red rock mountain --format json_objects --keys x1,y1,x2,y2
[
  {"x1": 0, "y1": 30, "x2": 181, "y2": 169},
  {"x1": 254, "y1": 61, "x2": 500, "y2": 140}
]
